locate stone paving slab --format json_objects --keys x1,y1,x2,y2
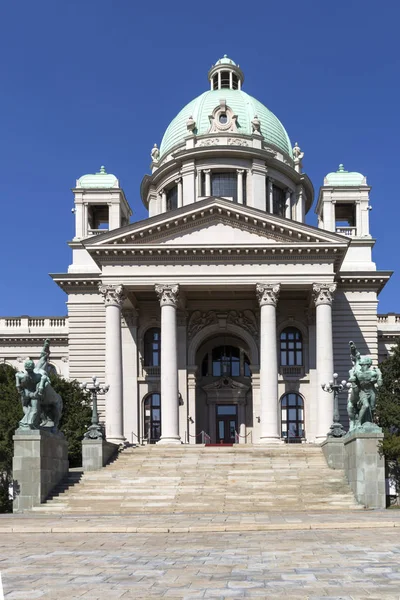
[
  {"x1": 1, "y1": 509, "x2": 400, "y2": 534},
  {"x1": 1, "y1": 529, "x2": 400, "y2": 599}
]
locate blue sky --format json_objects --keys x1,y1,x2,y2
[{"x1": 1, "y1": 0, "x2": 399, "y2": 315}]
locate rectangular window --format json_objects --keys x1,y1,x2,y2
[{"x1": 211, "y1": 172, "x2": 238, "y2": 202}]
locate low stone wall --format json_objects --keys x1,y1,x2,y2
[
  {"x1": 82, "y1": 439, "x2": 119, "y2": 471},
  {"x1": 13, "y1": 429, "x2": 69, "y2": 512},
  {"x1": 320, "y1": 437, "x2": 345, "y2": 470}
]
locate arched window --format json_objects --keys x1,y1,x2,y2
[
  {"x1": 144, "y1": 328, "x2": 161, "y2": 367},
  {"x1": 281, "y1": 393, "x2": 304, "y2": 442},
  {"x1": 144, "y1": 393, "x2": 161, "y2": 443},
  {"x1": 280, "y1": 327, "x2": 303, "y2": 366}
]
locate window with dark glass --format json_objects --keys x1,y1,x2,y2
[
  {"x1": 167, "y1": 185, "x2": 178, "y2": 211},
  {"x1": 201, "y1": 346, "x2": 251, "y2": 377},
  {"x1": 211, "y1": 172, "x2": 238, "y2": 201},
  {"x1": 144, "y1": 393, "x2": 161, "y2": 443},
  {"x1": 273, "y1": 185, "x2": 286, "y2": 217},
  {"x1": 144, "y1": 328, "x2": 161, "y2": 366},
  {"x1": 232, "y1": 74, "x2": 238, "y2": 89},
  {"x1": 281, "y1": 393, "x2": 304, "y2": 441},
  {"x1": 280, "y1": 327, "x2": 303, "y2": 366}
]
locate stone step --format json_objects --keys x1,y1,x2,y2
[{"x1": 36, "y1": 444, "x2": 361, "y2": 514}]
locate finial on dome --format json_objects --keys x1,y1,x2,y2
[
  {"x1": 98, "y1": 166, "x2": 107, "y2": 174},
  {"x1": 338, "y1": 163, "x2": 347, "y2": 172}
]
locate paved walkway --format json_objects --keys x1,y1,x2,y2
[
  {"x1": 1, "y1": 526, "x2": 400, "y2": 599},
  {"x1": 1, "y1": 511, "x2": 400, "y2": 599}
]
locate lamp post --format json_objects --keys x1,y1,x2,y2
[
  {"x1": 81, "y1": 376, "x2": 110, "y2": 440},
  {"x1": 321, "y1": 373, "x2": 347, "y2": 438}
]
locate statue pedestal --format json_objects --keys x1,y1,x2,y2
[
  {"x1": 12, "y1": 429, "x2": 69, "y2": 513},
  {"x1": 344, "y1": 430, "x2": 385, "y2": 509},
  {"x1": 82, "y1": 438, "x2": 119, "y2": 471}
]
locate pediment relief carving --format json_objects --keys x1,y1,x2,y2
[{"x1": 202, "y1": 377, "x2": 249, "y2": 391}]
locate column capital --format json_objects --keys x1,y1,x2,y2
[
  {"x1": 175, "y1": 177, "x2": 182, "y2": 184},
  {"x1": 312, "y1": 283, "x2": 337, "y2": 306},
  {"x1": 99, "y1": 284, "x2": 125, "y2": 308},
  {"x1": 155, "y1": 284, "x2": 180, "y2": 308},
  {"x1": 236, "y1": 168, "x2": 245, "y2": 174},
  {"x1": 256, "y1": 283, "x2": 280, "y2": 307},
  {"x1": 203, "y1": 169, "x2": 211, "y2": 174}
]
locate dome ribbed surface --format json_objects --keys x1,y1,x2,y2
[{"x1": 159, "y1": 89, "x2": 292, "y2": 159}]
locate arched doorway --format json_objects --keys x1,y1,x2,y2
[
  {"x1": 280, "y1": 393, "x2": 304, "y2": 443},
  {"x1": 143, "y1": 393, "x2": 161, "y2": 443},
  {"x1": 196, "y1": 336, "x2": 252, "y2": 444}
]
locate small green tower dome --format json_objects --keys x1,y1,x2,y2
[
  {"x1": 324, "y1": 164, "x2": 367, "y2": 187},
  {"x1": 77, "y1": 166, "x2": 119, "y2": 189},
  {"x1": 159, "y1": 58, "x2": 292, "y2": 160}
]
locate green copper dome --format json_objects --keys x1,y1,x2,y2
[
  {"x1": 325, "y1": 164, "x2": 366, "y2": 187},
  {"x1": 159, "y1": 88, "x2": 292, "y2": 159},
  {"x1": 216, "y1": 54, "x2": 236, "y2": 65},
  {"x1": 77, "y1": 166, "x2": 118, "y2": 189}
]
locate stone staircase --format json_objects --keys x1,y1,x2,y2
[{"x1": 31, "y1": 444, "x2": 362, "y2": 514}]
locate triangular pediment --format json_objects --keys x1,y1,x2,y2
[{"x1": 83, "y1": 197, "x2": 350, "y2": 250}]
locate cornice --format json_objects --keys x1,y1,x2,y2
[
  {"x1": 337, "y1": 271, "x2": 392, "y2": 294},
  {"x1": 50, "y1": 274, "x2": 101, "y2": 292},
  {"x1": 0, "y1": 336, "x2": 68, "y2": 344}
]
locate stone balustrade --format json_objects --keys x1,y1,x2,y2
[{"x1": 0, "y1": 317, "x2": 68, "y2": 335}]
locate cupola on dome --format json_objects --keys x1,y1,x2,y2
[
  {"x1": 159, "y1": 56, "x2": 292, "y2": 160},
  {"x1": 77, "y1": 166, "x2": 119, "y2": 189}
]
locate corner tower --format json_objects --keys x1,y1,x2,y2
[{"x1": 140, "y1": 56, "x2": 313, "y2": 221}]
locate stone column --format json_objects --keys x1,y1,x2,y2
[
  {"x1": 267, "y1": 178, "x2": 274, "y2": 213},
  {"x1": 160, "y1": 189, "x2": 167, "y2": 213},
  {"x1": 256, "y1": 283, "x2": 281, "y2": 443},
  {"x1": 313, "y1": 283, "x2": 336, "y2": 440},
  {"x1": 204, "y1": 170, "x2": 211, "y2": 196},
  {"x1": 176, "y1": 177, "x2": 183, "y2": 208},
  {"x1": 237, "y1": 169, "x2": 244, "y2": 204},
  {"x1": 285, "y1": 188, "x2": 291, "y2": 219},
  {"x1": 121, "y1": 309, "x2": 139, "y2": 443},
  {"x1": 99, "y1": 284, "x2": 126, "y2": 444},
  {"x1": 155, "y1": 284, "x2": 181, "y2": 444}
]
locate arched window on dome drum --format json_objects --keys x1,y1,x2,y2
[
  {"x1": 144, "y1": 328, "x2": 161, "y2": 367},
  {"x1": 273, "y1": 185, "x2": 286, "y2": 217},
  {"x1": 280, "y1": 327, "x2": 303, "y2": 366},
  {"x1": 281, "y1": 393, "x2": 304, "y2": 442},
  {"x1": 144, "y1": 393, "x2": 161, "y2": 443},
  {"x1": 167, "y1": 186, "x2": 178, "y2": 211}
]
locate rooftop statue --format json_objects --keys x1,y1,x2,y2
[
  {"x1": 347, "y1": 341, "x2": 383, "y2": 433},
  {"x1": 151, "y1": 143, "x2": 160, "y2": 163},
  {"x1": 293, "y1": 142, "x2": 304, "y2": 173},
  {"x1": 15, "y1": 339, "x2": 63, "y2": 431}
]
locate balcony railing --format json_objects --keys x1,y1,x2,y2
[
  {"x1": 335, "y1": 226, "x2": 357, "y2": 237},
  {"x1": 280, "y1": 365, "x2": 304, "y2": 378},
  {"x1": 142, "y1": 365, "x2": 161, "y2": 377}
]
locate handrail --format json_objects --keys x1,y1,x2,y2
[
  {"x1": 188, "y1": 430, "x2": 211, "y2": 445},
  {"x1": 130, "y1": 431, "x2": 145, "y2": 446},
  {"x1": 234, "y1": 430, "x2": 253, "y2": 444}
]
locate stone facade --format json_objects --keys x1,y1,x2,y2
[{"x1": 0, "y1": 56, "x2": 398, "y2": 446}]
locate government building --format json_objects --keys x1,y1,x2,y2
[{"x1": 1, "y1": 56, "x2": 399, "y2": 446}]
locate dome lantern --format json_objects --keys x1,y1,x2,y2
[{"x1": 208, "y1": 55, "x2": 244, "y2": 91}]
